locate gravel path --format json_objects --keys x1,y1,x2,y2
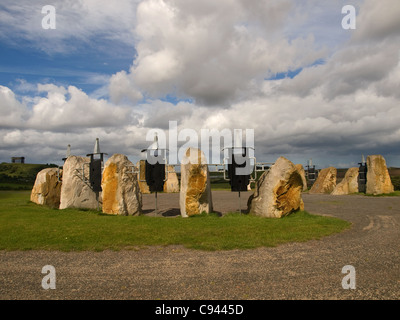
[{"x1": 0, "y1": 192, "x2": 399, "y2": 300}]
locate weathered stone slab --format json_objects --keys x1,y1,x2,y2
[
  {"x1": 180, "y1": 148, "x2": 213, "y2": 217},
  {"x1": 59, "y1": 156, "x2": 99, "y2": 210},
  {"x1": 164, "y1": 165, "x2": 180, "y2": 193},
  {"x1": 30, "y1": 168, "x2": 62, "y2": 208},
  {"x1": 102, "y1": 154, "x2": 142, "y2": 216},
  {"x1": 137, "y1": 160, "x2": 151, "y2": 194},
  {"x1": 295, "y1": 164, "x2": 308, "y2": 191},
  {"x1": 366, "y1": 155, "x2": 394, "y2": 195},
  {"x1": 309, "y1": 167, "x2": 337, "y2": 194},
  {"x1": 331, "y1": 167, "x2": 359, "y2": 195},
  {"x1": 247, "y1": 156, "x2": 304, "y2": 218}
]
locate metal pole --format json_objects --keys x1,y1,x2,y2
[
  {"x1": 238, "y1": 191, "x2": 241, "y2": 214},
  {"x1": 155, "y1": 191, "x2": 158, "y2": 213},
  {"x1": 96, "y1": 192, "x2": 100, "y2": 211}
]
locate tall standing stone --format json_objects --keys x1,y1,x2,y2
[
  {"x1": 180, "y1": 148, "x2": 213, "y2": 217},
  {"x1": 30, "y1": 168, "x2": 62, "y2": 208},
  {"x1": 164, "y1": 165, "x2": 180, "y2": 193},
  {"x1": 137, "y1": 160, "x2": 150, "y2": 194},
  {"x1": 309, "y1": 167, "x2": 337, "y2": 194},
  {"x1": 331, "y1": 167, "x2": 359, "y2": 195},
  {"x1": 248, "y1": 157, "x2": 304, "y2": 218},
  {"x1": 101, "y1": 154, "x2": 142, "y2": 216},
  {"x1": 366, "y1": 155, "x2": 394, "y2": 195},
  {"x1": 295, "y1": 164, "x2": 308, "y2": 191},
  {"x1": 59, "y1": 156, "x2": 99, "y2": 210}
]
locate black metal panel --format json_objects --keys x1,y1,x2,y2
[
  {"x1": 358, "y1": 163, "x2": 367, "y2": 193},
  {"x1": 89, "y1": 159, "x2": 102, "y2": 192},
  {"x1": 228, "y1": 149, "x2": 250, "y2": 192},
  {"x1": 145, "y1": 161, "x2": 165, "y2": 192}
]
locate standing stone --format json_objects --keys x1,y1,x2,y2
[
  {"x1": 331, "y1": 167, "x2": 359, "y2": 195},
  {"x1": 309, "y1": 167, "x2": 337, "y2": 194},
  {"x1": 30, "y1": 168, "x2": 62, "y2": 208},
  {"x1": 295, "y1": 164, "x2": 308, "y2": 191},
  {"x1": 248, "y1": 157, "x2": 304, "y2": 218},
  {"x1": 102, "y1": 154, "x2": 142, "y2": 216},
  {"x1": 164, "y1": 165, "x2": 180, "y2": 193},
  {"x1": 180, "y1": 148, "x2": 213, "y2": 217},
  {"x1": 366, "y1": 155, "x2": 394, "y2": 195},
  {"x1": 59, "y1": 156, "x2": 99, "y2": 210},
  {"x1": 137, "y1": 160, "x2": 151, "y2": 194}
]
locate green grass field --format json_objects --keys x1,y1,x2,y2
[{"x1": 0, "y1": 191, "x2": 351, "y2": 252}]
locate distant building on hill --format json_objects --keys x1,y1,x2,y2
[{"x1": 11, "y1": 157, "x2": 25, "y2": 164}]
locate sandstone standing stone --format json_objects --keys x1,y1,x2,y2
[
  {"x1": 137, "y1": 160, "x2": 150, "y2": 194},
  {"x1": 295, "y1": 164, "x2": 308, "y2": 191},
  {"x1": 366, "y1": 155, "x2": 394, "y2": 195},
  {"x1": 30, "y1": 168, "x2": 62, "y2": 208},
  {"x1": 164, "y1": 165, "x2": 180, "y2": 193},
  {"x1": 101, "y1": 154, "x2": 142, "y2": 216},
  {"x1": 309, "y1": 167, "x2": 337, "y2": 194},
  {"x1": 331, "y1": 167, "x2": 359, "y2": 195},
  {"x1": 180, "y1": 148, "x2": 213, "y2": 217},
  {"x1": 248, "y1": 157, "x2": 304, "y2": 218},
  {"x1": 59, "y1": 156, "x2": 99, "y2": 210}
]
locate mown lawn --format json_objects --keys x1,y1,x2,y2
[{"x1": 0, "y1": 191, "x2": 351, "y2": 251}]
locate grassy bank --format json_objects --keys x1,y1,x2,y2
[
  {"x1": 0, "y1": 162, "x2": 58, "y2": 190},
  {"x1": 0, "y1": 191, "x2": 350, "y2": 251}
]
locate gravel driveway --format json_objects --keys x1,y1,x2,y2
[{"x1": 0, "y1": 191, "x2": 399, "y2": 300}]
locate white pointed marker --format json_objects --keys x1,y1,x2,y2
[
  {"x1": 94, "y1": 138, "x2": 101, "y2": 154},
  {"x1": 140, "y1": 133, "x2": 159, "y2": 153},
  {"x1": 153, "y1": 133, "x2": 159, "y2": 150},
  {"x1": 149, "y1": 133, "x2": 159, "y2": 150},
  {"x1": 65, "y1": 144, "x2": 71, "y2": 158}
]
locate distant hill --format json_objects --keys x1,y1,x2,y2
[
  {"x1": 388, "y1": 167, "x2": 400, "y2": 177},
  {"x1": 0, "y1": 162, "x2": 58, "y2": 190},
  {"x1": 388, "y1": 168, "x2": 400, "y2": 191}
]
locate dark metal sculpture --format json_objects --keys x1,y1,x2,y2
[
  {"x1": 306, "y1": 158, "x2": 318, "y2": 188},
  {"x1": 358, "y1": 155, "x2": 367, "y2": 193},
  {"x1": 86, "y1": 138, "x2": 107, "y2": 210},
  {"x1": 140, "y1": 134, "x2": 168, "y2": 212}
]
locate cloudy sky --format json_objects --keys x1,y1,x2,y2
[{"x1": 1, "y1": 0, "x2": 400, "y2": 169}]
